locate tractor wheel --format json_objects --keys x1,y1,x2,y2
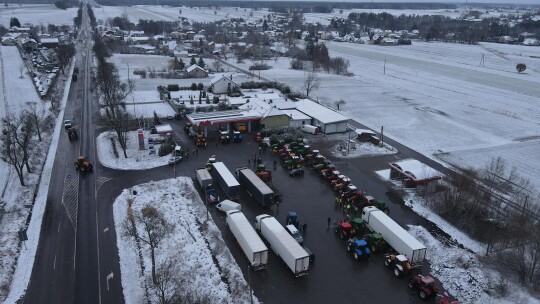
[
  {"x1": 354, "y1": 252, "x2": 359, "y2": 260},
  {"x1": 384, "y1": 259, "x2": 390, "y2": 267},
  {"x1": 371, "y1": 245, "x2": 377, "y2": 253},
  {"x1": 383, "y1": 208, "x2": 390, "y2": 215},
  {"x1": 334, "y1": 228, "x2": 338, "y2": 234},
  {"x1": 347, "y1": 245, "x2": 352, "y2": 252},
  {"x1": 408, "y1": 280, "x2": 415, "y2": 289},
  {"x1": 80, "y1": 166, "x2": 85, "y2": 172},
  {"x1": 393, "y1": 267, "x2": 402, "y2": 278},
  {"x1": 419, "y1": 290, "x2": 427, "y2": 300},
  {"x1": 340, "y1": 232, "x2": 345, "y2": 239}
]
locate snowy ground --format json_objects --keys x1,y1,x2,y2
[
  {"x1": 0, "y1": 4, "x2": 76, "y2": 27},
  {"x1": 113, "y1": 177, "x2": 258, "y2": 304},
  {"x1": 409, "y1": 225, "x2": 539, "y2": 304},
  {"x1": 125, "y1": 101, "x2": 176, "y2": 119},
  {"x1": 308, "y1": 132, "x2": 397, "y2": 158},
  {"x1": 226, "y1": 39, "x2": 540, "y2": 195},
  {"x1": 96, "y1": 130, "x2": 173, "y2": 170}
]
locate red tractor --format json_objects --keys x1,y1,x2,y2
[
  {"x1": 333, "y1": 176, "x2": 351, "y2": 192},
  {"x1": 437, "y1": 293, "x2": 460, "y2": 304},
  {"x1": 195, "y1": 133, "x2": 207, "y2": 147},
  {"x1": 334, "y1": 221, "x2": 354, "y2": 240},
  {"x1": 326, "y1": 170, "x2": 341, "y2": 183},
  {"x1": 408, "y1": 275, "x2": 439, "y2": 300}
]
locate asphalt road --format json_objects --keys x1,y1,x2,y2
[{"x1": 26, "y1": 6, "x2": 124, "y2": 304}]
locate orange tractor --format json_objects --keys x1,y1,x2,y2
[{"x1": 74, "y1": 156, "x2": 93, "y2": 172}]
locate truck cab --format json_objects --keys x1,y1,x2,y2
[{"x1": 286, "y1": 225, "x2": 303, "y2": 245}]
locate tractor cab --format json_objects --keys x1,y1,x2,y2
[
  {"x1": 384, "y1": 253, "x2": 412, "y2": 278},
  {"x1": 196, "y1": 132, "x2": 207, "y2": 147},
  {"x1": 74, "y1": 156, "x2": 93, "y2": 173},
  {"x1": 286, "y1": 212, "x2": 300, "y2": 228},
  {"x1": 334, "y1": 221, "x2": 353, "y2": 240},
  {"x1": 206, "y1": 156, "x2": 216, "y2": 170},
  {"x1": 257, "y1": 170, "x2": 272, "y2": 182},
  {"x1": 408, "y1": 275, "x2": 439, "y2": 300},
  {"x1": 232, "y1": 131, "x2": 242, "y2": 143},
  {"x1": 219, "y1": 130, "x2": 230, "y2": 144},
  {"x1": 327, "y1": 170, "x2": 341, "y2": 182},
  {"x1": 348, "y1": 217, "x2": 365, "y2": 235},
  {"x1": 333, "y1": 176, "x2": 351, "y2": 191},
  {"x1": 365, "y1": 233, "x2": 386, "y2": 252},
  {"x1": 346, "y1": 238, "x2": 371, "y2": 260}
]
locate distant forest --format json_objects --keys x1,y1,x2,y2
[{"x1": 94, "y1": 1, "x2": 461, "y2": 10}]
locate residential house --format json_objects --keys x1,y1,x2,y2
[
  {"x1": 40, "y1": 37, "x2": 59, "y2": 48},
  {"x1": 186, "y1": 64, "x2": 208, "y2": 78},
  {"x1": 210, "y1": 75, "x2": 238, "y2": 94},
  {"x1": 261, "y1": 108, "x2": 291, "y2": 129},
  {"x1": 22, "y1": 38, "x2": 38, "y2": 51}
]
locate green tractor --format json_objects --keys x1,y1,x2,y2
[
  {"x1": 364, "y1": 233, "x2": 387, "y2": 253},
  {"x1": 348, "y1": 217, "x2": 366, "y2": 236}
]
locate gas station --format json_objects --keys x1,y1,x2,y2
[{"x1": 186, "y1": 109, "x2": 263, "y2": 136}]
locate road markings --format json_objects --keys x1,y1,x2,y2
[
  {"x1": 96, "y1": 176, "x2": 113, "y2": 191},
  {"x1": 103, "y1": 227, "x2": 109, "y2": 233},
  {"x1": 62, "y1": 168, "x2": 79, "y2": 229},
  {"x1": 53, "y1": 255, "x2": 56, "y2": 270},
  {"x1": 106, "y1": 272, "x2": 114, "y2": 291}
]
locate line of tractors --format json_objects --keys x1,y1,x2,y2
[
  {"x1": 64, "y1": 120, "x2": 93, "y2": 173},
  {"x1": 184, "y1": 123, "x2": 243, "y2": 147},
  {"x1": 268, "y1": 138, "x2": 459, "y2": 303}
]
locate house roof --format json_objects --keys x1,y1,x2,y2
[
  {"x1": 209, "y1": 75, "x2": 237, "y2": 86},
  {"x1": 186, "y1": 64, "x2": 205, "y2": 73},
  {"x1": 281, "y1": 109, "x2": 310, "y2": 121},
  {"x1": 40, "y1": 38, "x2": 59, "y2": 44},
  {"x1": 296, "y1": 99, "x2": 348, "y2": 124}
]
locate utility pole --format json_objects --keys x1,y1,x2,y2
[
  {"x1": 384, "y1": 59, "x2": 386, "y2": 75},
  {"x1": 380, "y1": 126, "x2": 384, "y2": 147},
  {"x1": 248, "y1": 265, "x2": 253, "y2": 304},
  {"x1": 480, "y1": 53, "x2": 485, "y2": 67}
]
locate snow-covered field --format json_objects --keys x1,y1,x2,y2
[
  {"x1": 0, "y1": 4, "x2": 76, "y2": 27},
  {"x1": 96, "y1": 130, "x2": 171, "y2": 170},
  {"x1": 113, "y1": 177, "x2": 257, "y2": 303},
  {"x1": 94, "y1": 5, "x2": 269, "y2": 24},
  {"x1": 227, "y1": 40, "x2": 540, "y2": 194},
  {"x1": 125, "y1": 101, "x2": 176, "y2": 118}
]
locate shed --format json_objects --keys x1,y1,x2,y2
[
  {"x1": 186, "y1": 64, "x2": 208, "y2": 78},
  {"x1": 296, "y1": 99, "x2": 348, "y2": 134},
  {"x1": 355, "y1": 129, "x2": 379, "y2": 144},
  {"x1": 388, "y1": 159, "x2": 442, "y2": 189},
  {"x1": 40, "y1": 37, "x2": 59, "y2": 48},
  {"x1": 282, "y1": 109, "x2": 311, "y2": 128}
]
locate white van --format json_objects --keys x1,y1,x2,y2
[
  {"x1": 216, "y1": 200, "x2": 242, "y2": 213},
  {"x1": 302, "y1": 124, "x2": 318, "y2": 135},
  {"x1": 286, "y1": 224, "x2": 304, "y2": 245}
]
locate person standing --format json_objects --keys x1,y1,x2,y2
[
  {"x1": 327, "y1": 217, "x2": 331, "y2": 228},
  {"x1": 302, "y1": 223, "x2": 307, "y2": 234}
]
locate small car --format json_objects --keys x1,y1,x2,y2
[
  {"x1": 289, "y1": 168, "x2": 304, "y2": 176},
  {"x1": 64, "y1": 120, "x2": 72, "y2": 129},
  {"x1": 168, "y1": 156, "x2": 182, "y2": 165},
  {"x1": 216, "y1": 200, "x2": 241, "y2": 212},
  {"x1": 167, "y1": 115, "x2": 173, "y2": 120}
]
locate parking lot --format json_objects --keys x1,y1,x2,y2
[{"x1": 152, "y1": 120, "x2": 440, "y2": 304}]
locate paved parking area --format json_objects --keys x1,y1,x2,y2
[{"x1": 159, "y1": 123, "x2": 436, "y2": 304}]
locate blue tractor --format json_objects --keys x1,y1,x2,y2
[
  {"x1": 205, "y1": 184, "x2": 218, "y2": 204},
  {"x1": 286, "y1": 211, "x2": 300, "y2": 228},
  {"x1": 346, "y1": 238, "x2": 371, "y2": 260}
]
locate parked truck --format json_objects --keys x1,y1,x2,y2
[
  {"x1": 255, "y1": 214, "x2": 310, "y2": 277},
  {"x1": 226, "y1": 210, "x2": 268, "y2": 270},
  {"x1": 209, "y1": 162, "x2": 241, "y2": 200},
  {"x1": 237, "y1": 168, "x2": 274, "y2": 206},
  {"x1": 361, "y1": 206, "x2": 426, "y2": 265},
  {"x1": 196, "y1": 168, "x2": 217, "y2": 204}
]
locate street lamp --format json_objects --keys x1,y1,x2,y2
[
  {"x1": 247, "y1": 264, "x2": 254, "y2": 304},
  {"x1": 347, "y1": 129, "x2": 354, "y2": 154}
]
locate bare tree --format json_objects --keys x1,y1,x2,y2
[
  {"x1": 212, "y1": 59, "x2": 222, "y2": 72},
  {"x1": 303, "y1": 70, "x2": 320, "y2": 97},
  {"x1": 124, "y1": 205, "x2": 173, "y2": 285},
  {"x1": 516, "y1": 63, "x2": 526, "y2": 73},
  {"x1": 331, "y1": 57, "x2": 350, "y2": 75},
  {"x1": 0, "y1": 112, "x2": 34, "y2": 186},
  {"x1": 96, "y1": 61, "x2": 134, "y2": 158},
  {"x1": 25, "y1": 101, "x2": 47, "y2": 142},
  {"x1": 220, "y1": 44, "x2": 228, "y2": 60},
  {"x1": 335, "y1": 99, "x2": 346, "y2": 110},
  {"x1": 56, "y1": 44, "x2": 76, "y2": 74},
  {"x1": 151, "y1": 259, "x2": 180, "y2": 304}
]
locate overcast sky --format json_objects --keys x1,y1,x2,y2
[{"x1": 278, "y1": 0, "x2": 540, "y2": 5}]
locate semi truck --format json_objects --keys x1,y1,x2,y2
[
  {"x1": 226, "y1": 210, "x2": 268, "y2": 270},
  {"x1": 237, "y1": 168, "x2": 274, "y2": 206},
  {"x1": 361, "y1": 206, "x2": 426, "y2": 265},
  {"x1": 209, "y1": 162, "x2": 241, "y2": 200},
  {"x1": 255, "y1": 214, "x2": 310, "y2": 277},
  {"x1": 196, "y1": 168, "x2": 217, "y2": 204}
]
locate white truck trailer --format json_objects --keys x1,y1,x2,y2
[
  {"x1": 195, "y1": 168, "x2": 213, "y2": 189},
  {"x1": 226, "y1": 210, "x2": 268, "y2": 270},
  {"x1": 361, "y1": 206, "x2": 426, "y2": 265},
  {"x1": 255, "y1": 214, "x2": 310, "y2": 277}
]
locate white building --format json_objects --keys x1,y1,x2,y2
[
  {"x1": 295, "y1": 99, "x2": 348, "y2": 134},
  {"x1": 209, "y1": 75, "x2": 238, "y2": 94}
]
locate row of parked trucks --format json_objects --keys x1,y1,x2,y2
[{"x1": 195, "y1": 160, "x2": 309, "y2": 276}]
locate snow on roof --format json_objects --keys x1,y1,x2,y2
[
  {"x1": 209, "y1": 75, "x2": 237, "y2": 85},
  {"x1": 40, "y1": 38, "x2": 58, "y2": 44},
  {"x1": 186, "y1": 64, "x2": 204, "y2": 73},
  {"x1": 281, "y1": 109, "x2": 310, "y2": 121},
  {"x1": 391, "y1": 159, "x2": 441, "y2": 181},
  {"x1": 263, "y1": 107, "x2": 287, "y2": 118},
  {"x1": 355, "y1": 129, "x2": 376, "y2": 136},
  {"x1": 296, "y1": 99, "x2": 348, "y2": 124}
]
